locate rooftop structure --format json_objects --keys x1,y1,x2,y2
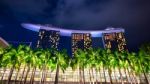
[{"x1": 21, "y1": 23, "x2": 125, "y2": 37}]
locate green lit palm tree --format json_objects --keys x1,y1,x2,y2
[
  {"x1": 29, "y1": 49, "x2": 40, "y2": 84},
  {"x1": 119, "y1": 50, "x2": 130, "y2": 83},
  {"x1": 110, "y1": 50, "x2": 120, "y2": 83},
  {"x1": 14, "y1": 45, "x2": 26, "y2": 84},
  {"x1": 127, "y1": 52, "x2": 138, "y2": 83},
  {"x1": 37, "y1": 48, "x2": 52, "y2": 84},
  {"x1": 86, "y1": 48, "x2": 99, "y2": 84},
  {"x1": 72, "y1": 49, "x2": 87, "y2": 84},
  {"x1": 137, "y1": 49, "x2": 150, "y2": 84},
  {"x1": 0, "y1": 46, "x2": 13, "y2": 84},
  {"x1": 4, "y1": 47, "x2": 18, "y2": 84},
  {"x1": 104, "y1": 49, "x2": 113, "y2": 84},
  {"x1": 23, "y1": 46, "x2": 34, "y2": 84},
  {"x1": 113, "y1": 50, "x2": 129, "y2": 84},
  {"x1": 0, "y1": 46, "x2": 5, "y2": 83},
  {"x1": 53, "y1": 49, "x2": 69, "y2": 84},
  {"x1": 1, "y1": 45, "x2": 24, "y2": 84},
  {"x1": 97, "y1": 48, "x2": 106, "y2": 84}
]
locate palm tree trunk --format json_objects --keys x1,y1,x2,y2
[
  {"x1": 54, "y1": 64, "x2": 59, "y2": 84},
  {"x1": 14, "y1": 64, "x2": 21, "y2": 84},
  {"x1": 127, "y1": 68, "x2": 134, "y2": 84},
  {"x1": 30, "y1": 67, "x2": 34, "y2": 84},
  {"x1": 103, "y1": 66, "x2": 107, "y2": 84},
  {"x1": 30, "y1": 66, "x2": 36, "y2": 84},
  {"x1": 39, "y1": 69, "x2": 43, "y2": 84},
  {"x1": 1, "y1": 68, "x2": 6, "y2": 84},
  {"x1": 20, "y1": 65, "x2": 26, "y2": 84},
  {"x1": 123, "y1": 67, "x2": 130, "y2": 84},
  {"x1": 108, "y1": 68, "x2": 113, "y2": 84},
  {"x1": 44, "y1": 67, "x2": 48, "y2": 84},
  {"x1": 141, "y1": 65, "x2": 149, "y2": 84},
  {"x1": 113, "y1": 68, "x2": 118, "y2": 84},
  {"x1": 79, "y1": 67, "x2": 82, "y2": 84},
  {"x1": 99, "y1": 68, "x2": 103, "y2": 84},
  {"x1": 33, "y1": 67, "x2": 36, "y2": 84},
  {"x1": 40, "y1": 66, "x2": 44, "y2": 84},
  {"x1": 89, "y1": 69, "x2": 92, "y2": 84},
  {"x1": 95, "y1": 69, "x2": 98, "y2": 84},
  {"x1": 7, "y1": 64, "x2": 15, "y2": 84},
  {"x1": 127, "y1": 68, "x2": 136, "y2": 84},
  {"x1": 24, "y1": 66, "x2": 30, "y2": 84},
  {"x1": 82, "y1": 68, "x2": 85, "y2": 84},
  {"x1": 43, "y1": 65, "x2": 47, "y2": 84},
  {"x1": 131, "y1": 70, "x2": 138, "y2": 84},
  {"x1": 118, "y1": 67, "x2": 124, "y2": 84},
  {"x1": 92, "y1": 68, "x2": 95, "y2": 84},
  {"x1": 143, "y1": 71, "x2": 149, "y2": 84},
  {"x1": 42, "y1": 69, "x2": 45, "y2": 84}
]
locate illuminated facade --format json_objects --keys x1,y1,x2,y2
[
  {"x1": 72, "y1": 33, "x2": 92, "y2": 56},
  {"x1": 103, "y1": 32, "x2": 127, "y2": 51},
  {"x1": 37, "y1": 29, "x2": 60, "y2": 50},
  {"x1": 22, "y1": 23, "x2": 127, "y2": 51}
]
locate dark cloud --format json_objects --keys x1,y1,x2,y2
[
  {"x1": 53, "y1": 0, "x2": 150, "y2": 29},
  {"x1": 1, "y1": 0, "x2": 48, "y2": 15},
  {"x1": 0, "y1": 0, "x2": 150, "y2": 50},
  {"x1": 0, "y1": 0, "x2": 49, "y2": 22},
  {"x1": 1, "y1": 0, "x2": 150, "y2": 29}
]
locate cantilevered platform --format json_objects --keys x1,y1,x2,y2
[{"x1": 21, "y1": 23, "x2": 125, "y2": 37}]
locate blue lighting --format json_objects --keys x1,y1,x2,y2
[{"x1": 21, "y1": 23, "x2": 124, "y2": 37}]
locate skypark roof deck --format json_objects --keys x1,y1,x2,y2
[{"x1": 21, "y1": 23, "x2": 125, "y2": 37}]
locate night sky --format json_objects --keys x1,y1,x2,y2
[{"x1": 0, "y1": 0, "x2": 150, "y2": 51}]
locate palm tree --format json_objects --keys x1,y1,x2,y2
[
  {"x1": 23, "y1": 46, "x2": 34, "y2": 84},
  {"x1": 113, "y1": 50, "x2": 128, "y2": 84},
  {"x1": 0, "y1": 46, "x2": 5, "y2": 83},
  {"x1": 70, "y1": 52, "x2": 79, "y2": 82},
  {"x1": 60, "y1": 49, "x2": 70, "y2": 83},
  {"x1": 86, "y1": 48, "x2": 94, "y2": 84},
  {"x1": 96, "y1": 48, "x2": 106, "y2": 84},
  {"x1": 127, "y1": 52, "x2": 138, "y2": 84},
  {"x1": 37, "y1": 48, "x2": 52, "y2": 84},
  {"x1": 34, "y1": 48, "x2": 45, "y2": 84},
  {"x1": 2, "y1": 46, "x2": 21, "y2": 84},
  {"x1": 29, "y1": 49, "x2": 40, "y2": 84},
  {"x1": 0, "y1": 46, "x2": 13, "y2": 84},
  {"x1": 71, "y1": 49, "x2": 87, "y2": 84},
  {"x1": 53, "y1": 49, "x2": 69, "y2": 84},
  {"x1": 97, "y1": 49, "x2": 107, "y2": 84},
  {"x1": 119, "y1": 50, "x2": 130, "y2": 83},
  {"x1": 104, "y1": 49, "x2": 113, "y2": 84},
  {"x1": 86, "y1": 48, "x2": 100, "y2": 84},
  {"x1": 109, "y1": 50, "x2": 120, "y2": 83},
  {"x1": 137, "y1": 49, "x2": 150, "y2": 84}
]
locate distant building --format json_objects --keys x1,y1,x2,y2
[
  {"x1": 0, "y1": 37, "x2": 9, "y2": 48},
  {"x1": 37, "y1": 29, "x2": 60, "y2": 50},
  {"x1": 72, "y1": 33, "x2": 92, "y2": 56}
]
